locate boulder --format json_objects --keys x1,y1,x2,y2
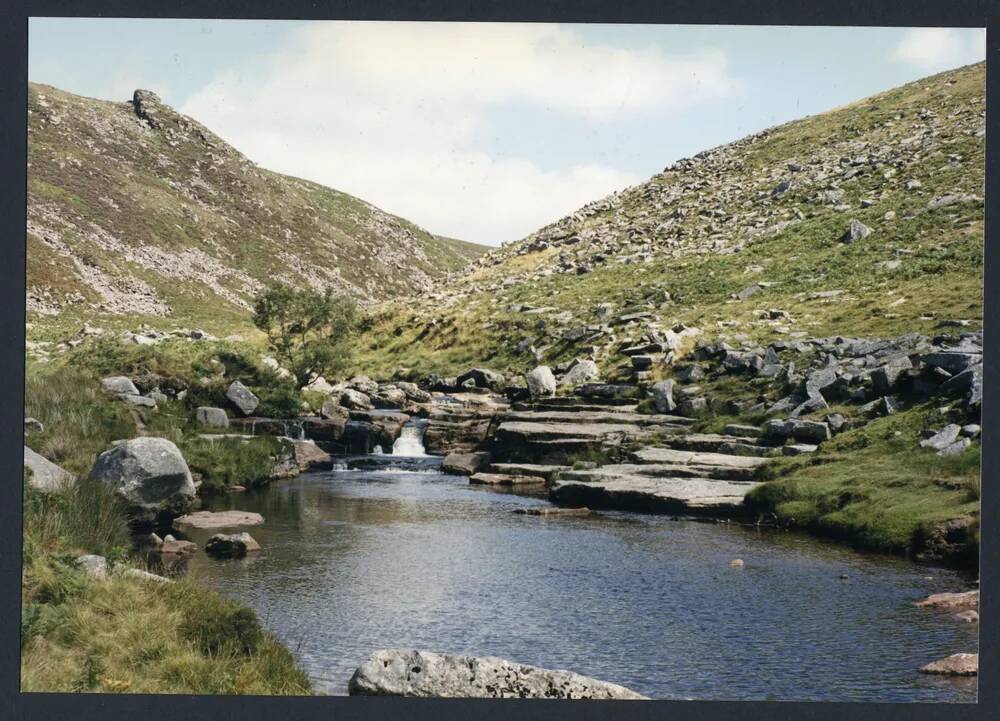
[
  {"x1": 651, "y1": 380, "x2": 676, "y2": 413},
  {"x1": 101, "y1": 376, "x2": 139, "y2": 395},
  {"x1": 787, "y1": 419, "x2": 831, "y2": 444},
  {"x1": 559, "y1": 360, "x2": 599, "y2": 387},
  {"x1": 871, "y1": 356, "x2": 913, "y2": 395},
  {"x1": 348, "y1": 650, "x2": 647, "y2": 699},
  {"x1": 23, "y1": 446, "x2": 73, "y2": 491},
  {"x1": 89, "y1": 437, "x2": 195, "y2": 522},
  {"x1": 441, "y1": 451, "x2": 491, "y2": 476},
  {"x1": 196, "y1": 406, "x2": 229, "y2": 428},
  {"x1": 205, "y1": 532, "x2": 261, "y2": 559},
  {"x1": 919, "y1": 653, "x2": 977, "y2": 677},
  {"x1": 373, "y1": 387, "x2": 408, "y2": 408},
  {"x1": 920, "y1": 424, "x2": 962, "y2": 451},
  {"x1": 340, "y1": 388, "x2": 374, "y2": 411},
  {"x1": 226, "y1": 380, "x2": 260, "y2": 416},
  {"x1": 120, "y1": 394, "x2": 157, "y2": 408},
  {"x1": 348, "y1": 375, "x2": 380, "y2": 395},
  {"x1": 456, "y1": 368, "x2": 505, "y2": 390},
  {"x1": 292, "y1": 439, "x2": 333, "y2": 471},
  {"x1": 525, "y1": 366, "x2": 557, "y2": 398},
  {"x1": 840, "y1": 219, "x2": 872, "y2": 244},
  {"x1": 394, "y1": 381, "x2": 432, "y2": 403}
]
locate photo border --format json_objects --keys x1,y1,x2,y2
[{"x1": 1, "y1": 2, "x2": 995, "y2": 720}]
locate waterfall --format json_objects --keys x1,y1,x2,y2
[{"x1": 392, "y1": 420, "x2": 428, "y2": 457}]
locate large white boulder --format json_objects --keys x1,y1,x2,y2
[
  {"x1": 525, "y1": 366, "x2": 556, "y2": 398},
  {"x1": 89, "y1": 437, "x2": 196, "y2": 522},
  {"x1": 348, "y1": 650, "x2": 647, "y2": 699}
]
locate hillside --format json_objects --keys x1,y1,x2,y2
[
  {"x1": 356, "y1": 62, "x2": 985, "y2": 377},
  {"x1": 26, "y1": 83, "x2": 486, "y2": 338}
]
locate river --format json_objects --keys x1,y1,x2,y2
[{"x1": 178, "y1": 457, "x2": 978, "y2": 701}]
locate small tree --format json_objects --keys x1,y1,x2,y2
[{"x1": 252, "y1": 283, "x2": 358, "y2": 386}]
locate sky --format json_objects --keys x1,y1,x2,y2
[{"x1": 28, "y1": 20, "x2": 987, "y2": 246}]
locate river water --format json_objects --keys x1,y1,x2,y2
[{"x1": 180, "y1": 459, "x2": 978, "y2": 701}]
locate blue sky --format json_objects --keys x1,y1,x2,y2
[{"x1": 29, "y1": 19, "x2": 986, "y2": 245}]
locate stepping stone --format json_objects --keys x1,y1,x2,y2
[{"x1": 173, "y1": 510, "x2": 264, "y2": 529}]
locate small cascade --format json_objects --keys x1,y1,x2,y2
[
  {"x1": 392, "y1": 420, "x2": 429, "y2": 457},
  {"x1": 373, "y1": 444, "x2": 385, "y2": 455}
]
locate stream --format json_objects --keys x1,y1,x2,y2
[{"x1": 178, "y1": 452, "x2": 978, "y2": 701}]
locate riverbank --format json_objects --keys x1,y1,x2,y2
[{"x1": 21, "y1": 361, "x2": 313, "y2": 694}]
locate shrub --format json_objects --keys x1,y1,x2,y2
[{"x1": 253, "y1": 283, "x2": 357, "y2": 385}]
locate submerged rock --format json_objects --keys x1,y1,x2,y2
[
  {"x1": 174, "y1": 510, "x2": 264, "y2": 530},
  {"x1": 205, "y1": 532, "x2": 261, "y2": 558},
  {"x1": 348, "y1": 649, "x2": 647, "y2": 698}
]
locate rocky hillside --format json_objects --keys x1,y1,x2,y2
[
  {"x1": 357, "y1": 62, "x2": 984, "y2": 377},
  {"x1": 27, "y1": 83, "x2": 486, "y2": 334}
]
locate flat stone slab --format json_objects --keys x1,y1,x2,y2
[
  {"x1": 920, "y1": 653, "x2": 978, "y2": 676},
  {"x1": 503, "y1": 410, "x2": 693, "y2": 427},
  {"x1": 469, "y1": 472, "x2": 547, "y2": 486},
  {"x1": 489, "y1": 463, "x2": 569, "y2": 482},
  {"x1": 551, "y1": 475, "x2": 760, "y2": 513},
  {"x1": 348, "y1": 649, "x2": 647, "y2": 699},
  {"x1": 630, "y1": 446, "x2": 768, "y2": 471},
  {"x1": 173, "y1": 510, "x2": 264, "y2": 530},
  {"x1": 512, "y1": 506, "x2": 592, "y2": 517},
  {"x1": 497, "y1": 421, "x2": 650, "y2": 441},
  {"x1": 563, "y1": 460, "x2": 757, "y2": 483}
]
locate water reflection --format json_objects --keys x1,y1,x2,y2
[{"x1": 182, "y1": 468, "x2": 979, "y2": 701}]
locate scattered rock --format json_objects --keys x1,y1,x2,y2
[
  {"x1": 101, "y1": 376, "x2": 139, "y2": 395},
  {"x1": 651, "y1": 379, "x2": 676, "y2": 413},
  {"x1": 226, "y1": 380, "x2": 260, "y2": 416},
  {"x1": 840, "y1": 219, "x2": 872, "y2": 243},
  {"x1": 195, "y1": 406, "x2": 229, "y2": 428},
  {"x1": 205, "y1": 532, "x2": 261, "y2": 559}
]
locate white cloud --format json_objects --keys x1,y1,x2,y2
[
  {"x1": 182, "y1": 22, "x2": 736, "y2": 245},
  {"x1": 892, "y1": 28, "x2": 986, "y2": 73}
]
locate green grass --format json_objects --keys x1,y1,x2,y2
[
  {"x1": 183, "y1": 436, "x2": 294, "y2": 494},
  {"x1": 746, "y1": 404, "x2": 980, "y2": 557},
  {"x1": 24, "y1": 363, "x2": 138, "y2": 477},
  {"x1": 21, "y1": 525, "x2": 312, "y2": 693}
]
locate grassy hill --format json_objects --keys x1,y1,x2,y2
[
  {"x1": 355, "y1": 62, "x2": 985, "y2": 378},
  {"x1": 27, "y1": 83, "x2": 486, "y2": 340}
]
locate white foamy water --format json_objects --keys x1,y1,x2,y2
[{"x1": 392, "y1": 422, "x2": 427, "y2": 456}]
